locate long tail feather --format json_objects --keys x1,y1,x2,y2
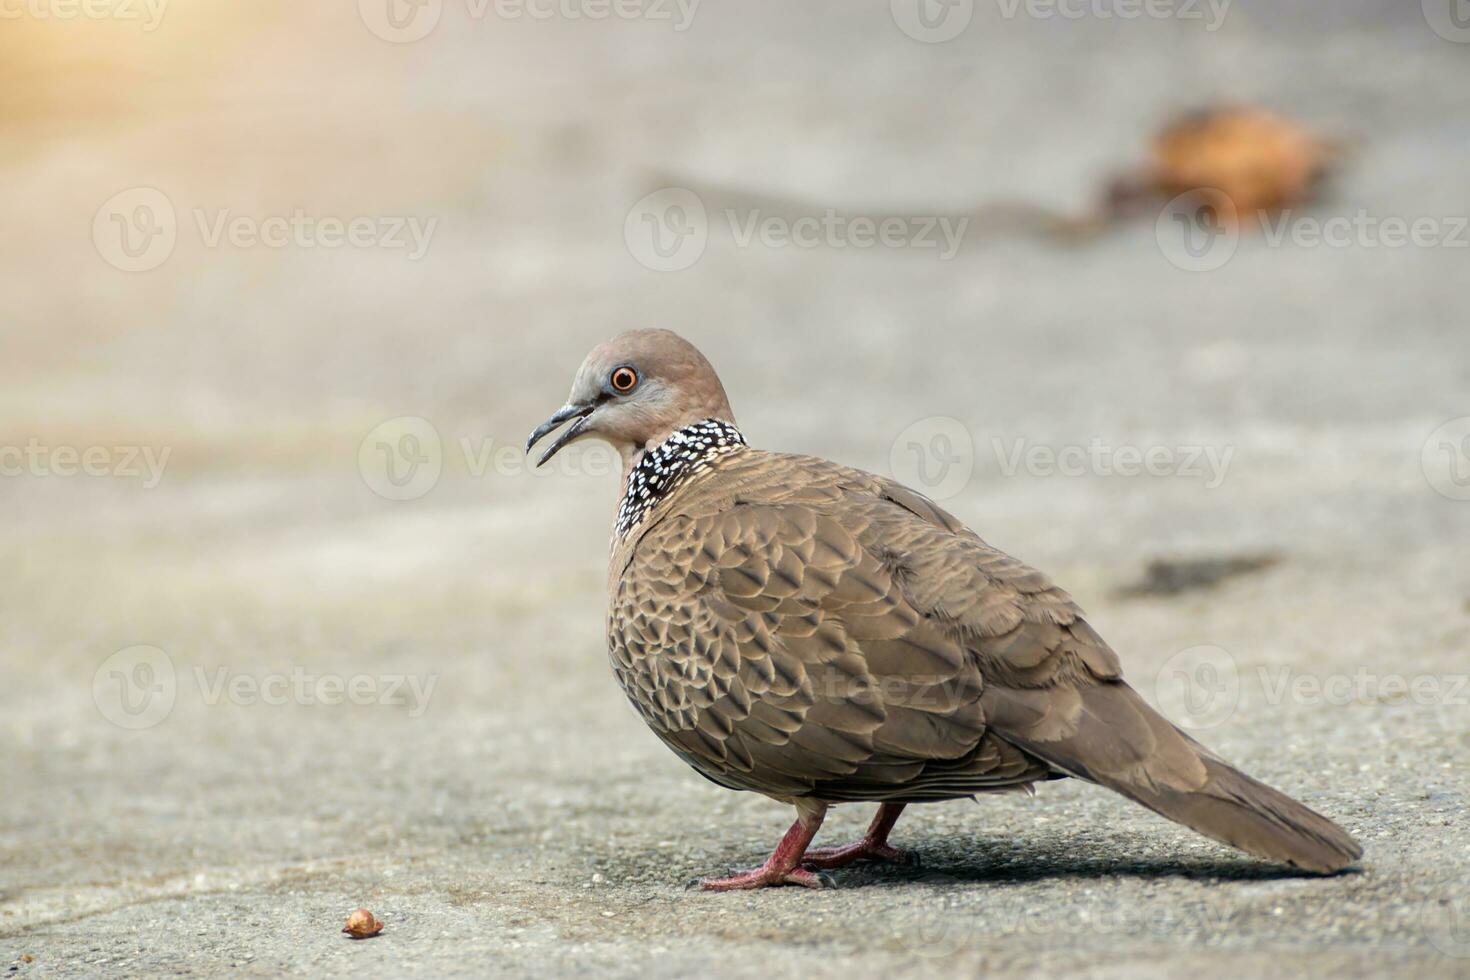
[{"x1": 983, "y1": 680, "x2": 1362, "y2": 873}]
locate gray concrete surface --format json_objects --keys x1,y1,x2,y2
[{"x1": 2, "y1": 1, "x2": 1469, "y2": 976}]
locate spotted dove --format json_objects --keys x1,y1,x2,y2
[{"x1": 526, "y1": 329, "x2": 1362, "y2": 890}]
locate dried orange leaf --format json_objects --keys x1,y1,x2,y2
[{"x1": 1151, "y1": 106, "x2": 1337, "y2": 220}]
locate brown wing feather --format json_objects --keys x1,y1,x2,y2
[{"x1": 609, "y1": 450, "x2": 1074, "y2": 802}]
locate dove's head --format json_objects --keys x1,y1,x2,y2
[{"x1": 526, "y1": 329, "x2": 736, "y2": 474}]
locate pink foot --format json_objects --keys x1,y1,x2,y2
[
  {"x1": 688, "y1": 865, "x2": 837, "y2": 891},
  {"x1": 687, "y1": 801, "x2": 834, "y2": 891},
  {"x1": 802, "y1": 839, "x2": 916, "y2": 870},
  {"x1": 801, "y1": 802, "x2": 913, "y2": 870}
]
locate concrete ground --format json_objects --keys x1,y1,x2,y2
[{"x1": 2, "y1": 1, "x2": 1468, "y2": 976}]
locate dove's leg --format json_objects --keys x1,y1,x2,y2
[
  {"x1": 692, "y1": 800, "x2": 835, "y2": 891},
  {"x1": 801, "y1": 803, "x2": 914, "y2": 869}
]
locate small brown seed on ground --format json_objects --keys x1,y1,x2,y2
[{"x1": 342, "y1": 908, "x2": 384, "y2": 939}]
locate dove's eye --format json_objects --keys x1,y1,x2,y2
[{"x1": 610, "y1": 366, "x2": 639, "y2": 394}]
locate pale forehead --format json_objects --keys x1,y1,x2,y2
[{"x1": 577, "y1": 329, "x2": 705, "y2": 379}]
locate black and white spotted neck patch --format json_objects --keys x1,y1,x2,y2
[{"x1": 614, "y1": 419, "x2": 746, "y2": 539}]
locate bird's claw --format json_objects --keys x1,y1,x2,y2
[
  {"x1": 685, "y1": 865, "x2": 838, "y2": 891},
  {"x1": 801, "y1": 840, "x2": 917, "y2": 871}
]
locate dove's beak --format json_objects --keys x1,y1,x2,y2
[{"x1": 526, "y1": 402, "x2": 596, "y2": 467}]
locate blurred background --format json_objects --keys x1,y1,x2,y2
[{"x1": 2, "y1": 2, "x2": 1468, "y2": 976}]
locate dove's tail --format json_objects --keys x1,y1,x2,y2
[{"x1": 983, "y1": 681, "x2": 1362, "y2": 874}]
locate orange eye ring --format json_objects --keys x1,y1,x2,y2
[{"x1": 610, "y1": 366, "x2": 639, "y2": 393}]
